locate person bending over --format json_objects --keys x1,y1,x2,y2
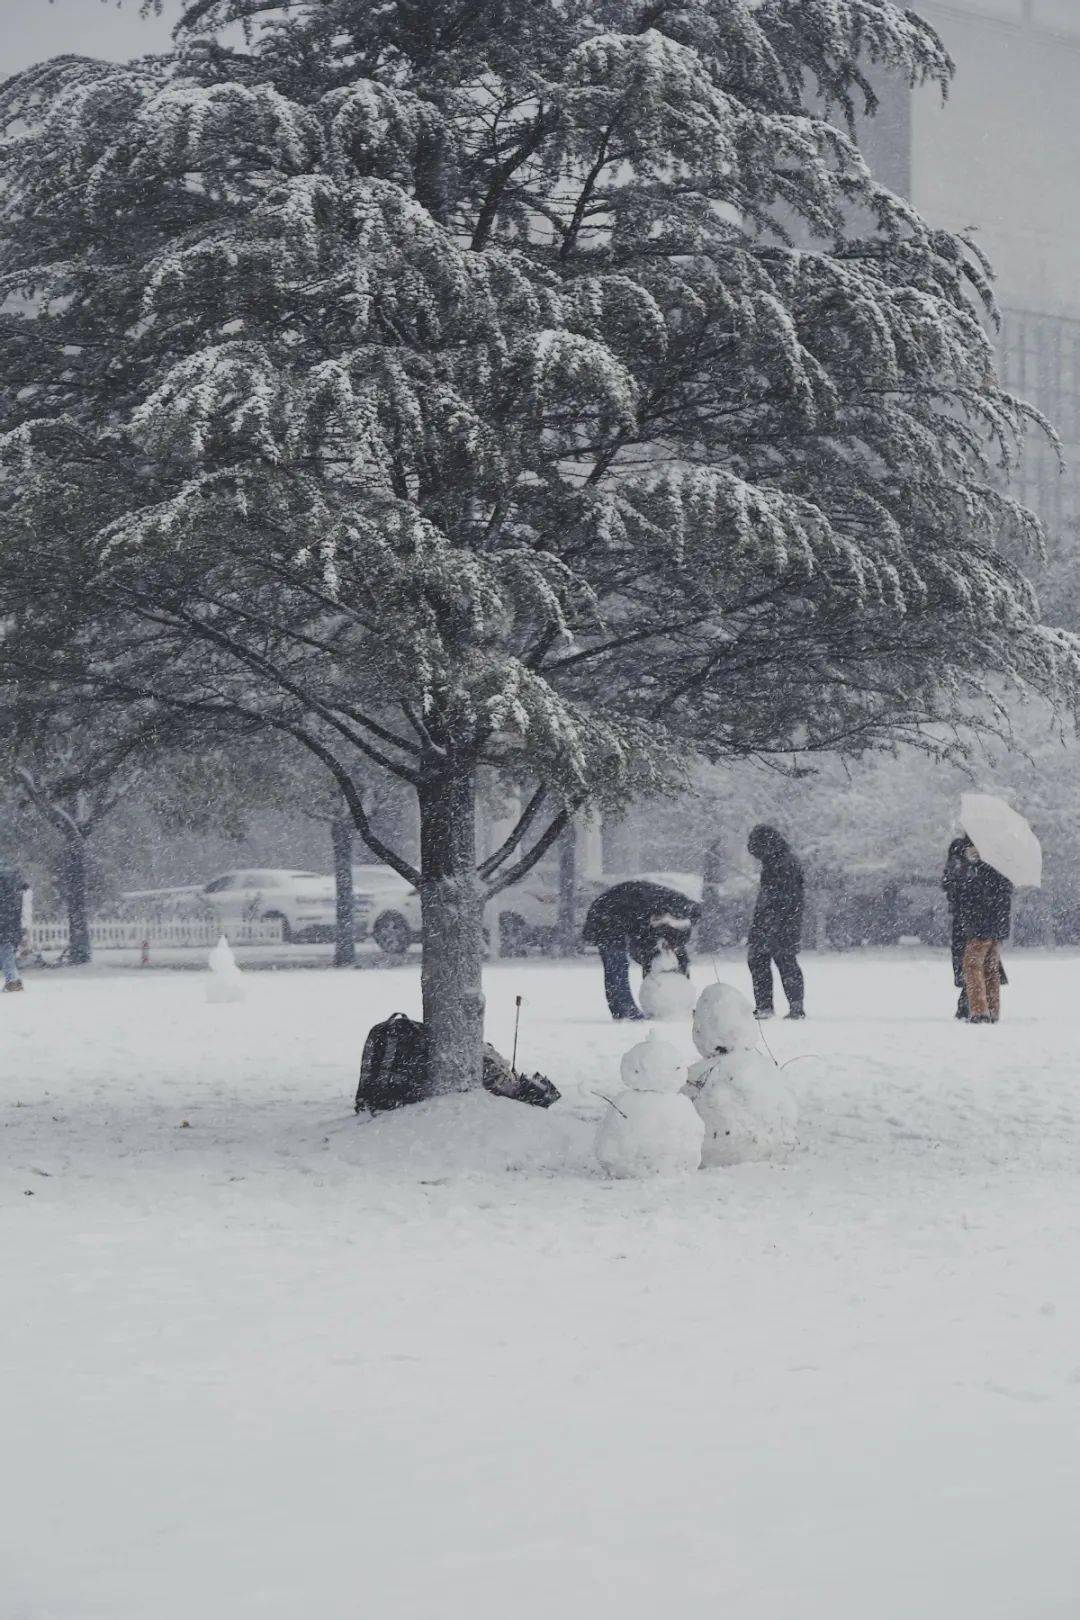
[{"x1": 582, "y1": 879, "x2": 700, "y2": 1020}]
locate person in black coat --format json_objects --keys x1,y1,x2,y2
[
  {"x1": 942, "y1": 837, "x2": 972, "y2": 1020},
  {"x1": 582, "y1": 879, "x2": 701, "y2": 1020},
  {"x1": 0, "y1": 863, "x2": 29, "y2": 993},
  {"x1": 953, "y1": 842, "x2": 1013, "y2": 1024},
  {"x1": 942, "y1": 837, "x2": 1009, "y2": 1022},
  {"x1": 746, "y1": 826, "x2": 805, "y2": 1019}
]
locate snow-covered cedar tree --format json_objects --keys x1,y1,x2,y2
[{"x1": 2, "y1": 0, "x2": 1078, "y2": 1088}]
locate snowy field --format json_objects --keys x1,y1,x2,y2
[{"x1": 4, "y1": 951, "x2": 1080, "y2": 1620}]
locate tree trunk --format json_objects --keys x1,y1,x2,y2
[
  {"x1": 331, "y1": 817, "x2": 356, "y2": 968},
  {"x1": 557, "y1": 824, "x2": 578, "y2": 956},
  {"x1": 419, "y1": 770, "x2": 485, "y2": 1094},
  {"x1": 699, "y1": 839, "x2": 724, "y2": 953},
  {"x1": 63, "y1": 829, "x2": 91, "y2": 966}
]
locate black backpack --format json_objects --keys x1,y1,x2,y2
[
  {"x1": 355, "y1": 1013, "x2": 429, "y2": 1114},
  {"x1": 355, "y1": 1013, "x2": 561, "y2": 1114}
]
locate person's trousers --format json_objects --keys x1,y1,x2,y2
[
  {"x1": 599, "y1": 945, "x2": 640, "y2": 1019},
  {"x1": 748, "y1": 947, "x2": 804, "y2": 1012},
  {"x1": 963, "y1": 939, "x2": 1001, "y2": 1021},
  {"x1": 0, "y1": 940, "x2": 20, "y2": 985},
  {"x1": 950, "y1": 921, "x2": 970, "y2": 1019}
]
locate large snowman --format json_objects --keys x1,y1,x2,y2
[
  {"x1": 596, "y1": 1031, "x2": 704, "y2": 1178},
  {"x1": 685, "y1": 983, "x2": 798, "y2": 1167}
]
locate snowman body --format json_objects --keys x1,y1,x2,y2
[
  {"x1": 638, "y1": 947, "x2": 696, "y2": 1021},
  {"x1": 687, "y1": 983, "x2": 797, "y2": 1167},
  {"x1": 206, "y1": 935, "x2": 247, "y2": 1004},
  {"x1": 596, "y1": 1032, "x2": 703, "y2": 1178},
  {"x1": 688, "y1": 1048, "x2": 798, "y2": 1167}
]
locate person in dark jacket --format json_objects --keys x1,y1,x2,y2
[
  {"x1": 942, "y1": 837, "x2": 971, "y2": 1020},
  {"x1": 943, "y1": 837, "x2": 1009, "y2": 1021},
  {"x1": 0, "y1": 864, "x2": 29, "y2": 993},
  {"x1": 746, "y1": 826, "x2": 805, "y2": 1019},
  {"x1": 582, "y1": 880, "x2": 701, "y2": 1020},
  {"x1": 954, "y1": 842, "x2": 1013, "y2": 1024}
]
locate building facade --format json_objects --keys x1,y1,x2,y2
[{"x1": 861, "y1": 0, "x2": 1080, "y2": 535}]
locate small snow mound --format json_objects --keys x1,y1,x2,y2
[
  {"x1": 692, "y1": 981, "x2": 756, "y2": 1056},
  {"x1": 337, "y1": 1092, "x2": 595, "y2": 1178},
  {"x1": 206, "y1": 935, "x2": 246, "y2": 1004},
  {"x1": 639, "y1": 950, "x2": 695, "y2": 1021},
  {"x1": 620, "y1": 1031, "x2": 685, "y2": 1093}
]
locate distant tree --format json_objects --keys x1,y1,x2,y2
[
  {"x1": 2, "y1": 1, "x2": 1078, "y2": 1087},
  {"x1": 225, "y1": 736, "x2": 411, "y2": 966},
  {"x1": 0, "y1": 691, "x2": 166, "y2": 962}
]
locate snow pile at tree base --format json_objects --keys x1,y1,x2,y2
[{"x1": 336, "y1": 1092, "x2": 595, "y2": 1178}]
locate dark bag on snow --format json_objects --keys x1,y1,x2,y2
[
  {"x1": 480, "y1": 1044, "x2": 560, "y2": 1109},
  {"x1": 355, "y1": 1013, "x2": 429, "y2": 1114},
  {"x1": 355, "y1": 1013, "x2": 560, "y2": 1115}
]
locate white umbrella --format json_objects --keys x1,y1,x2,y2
[{"x1": 960, "y1": 793, "x2": 1042, "y2": 888}]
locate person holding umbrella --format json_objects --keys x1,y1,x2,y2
[
  {"x1": 952, "y1": 795, "x2": 1042, "y2": 1026},
  {"x1": 943, "y1": 835, "x2": 1009, "y2": 1021},
  {"x1": 954, "y1": 844, "x2": 1012, "y2": 1024}
]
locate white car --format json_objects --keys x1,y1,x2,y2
[
  {"x1": 120, "y1": 869, "x2": 371, "y2": 944},
  {"x1": 353, "y1": 865, "x2": 420, "y2": 955},
  {"x1": 199, "y1": 869, "x2": 378, "y2": 943}
]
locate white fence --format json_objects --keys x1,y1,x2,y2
[{"x1": 30, "y1": 918, "x2": 285, "y2": 951}]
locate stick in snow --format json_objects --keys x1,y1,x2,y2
[{"x1": 511, "y1": 994, "x2": 523, "y2": 1073}]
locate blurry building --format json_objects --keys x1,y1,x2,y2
[{"x1": 859, "y1": 0, "x2": 1080, "y2": 536}]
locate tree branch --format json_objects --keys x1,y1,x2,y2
[
  {"x1": 477, "y1": 783, "x2": 547, "y2": 879},
  {"x1": 281, "y1": 724, "x2": 420, "y2": 887},
  {"x1": 485, "y1": 802, "x2": 581, "y2": 899}
]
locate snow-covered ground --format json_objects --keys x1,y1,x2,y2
[{"x1": 3, "y1": 951, "x2": 1080, "y2": 1620}]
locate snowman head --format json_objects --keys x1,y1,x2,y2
[
  {"x1": 620, "y1": 1031, "x2": 685, "y2": 1093},
  {"x1": 693, "y1": 982, "x2": 756, "y2": 1057},
  {"x1": 650, "y1": 945, "x2": 681, "y2": 975}
]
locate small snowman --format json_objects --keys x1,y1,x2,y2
[
  {"x1": 206, "y1": 935, "x2": 246, "y2": 1004},
  {"x1": 596, "y1": 1031, "x2": 704, "y2": 1178},
  {"x1": 638, "y1": 946, "x2": 696, "y2": 1022},
  {"x1": 686, "y1": 982, "x2": 797, "y2": 1167}
]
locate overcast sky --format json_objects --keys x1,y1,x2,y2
[{"x1": 1, "y1": 0, "x2": 178, "y2": 76}]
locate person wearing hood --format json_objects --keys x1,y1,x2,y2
[
  {"x1": 746, "y1": 826, "x2": 805, "y2": 1020},
  {"x1": 582, "y1": 879, "x2": 701, "y2": 1020},
  {"x1": 953, "y1": 840, "x2": 1013, "y2": 1025},
  {"x1": 942, "y1": 836, "x2": 972, "y2": 1020},
  {"x1": 0, "y1": 863, "x2": 29, "y2": 993},
  {"x1": 942, "y1": 835, "x2": 1009, "y2": 1022}
]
